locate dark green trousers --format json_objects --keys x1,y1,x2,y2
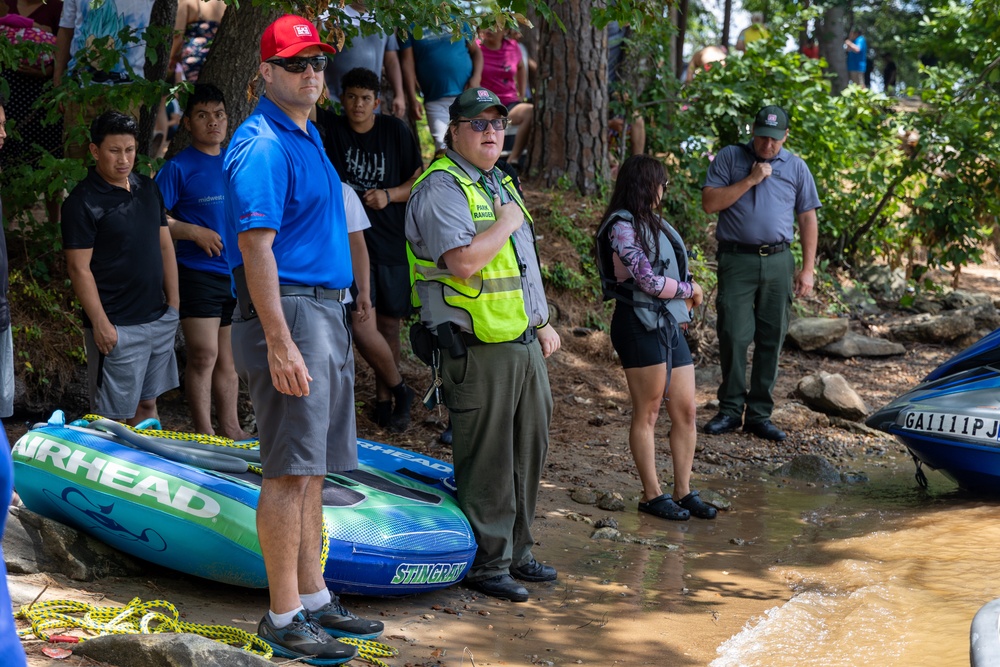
[
  {"x1": 715, "y1": 250, "x2": 794, "y2": 424},
  {"x1": 441, "y1": 338, "x2": 552, "y2": 580}
]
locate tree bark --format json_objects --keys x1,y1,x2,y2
[
  {"x1": 139, "y1": 0, "x2": 177, "y2": 155},
  {"x1": 532, "y1": 0, "x2": 606, "y2": 195},
  {"x1": 722, "y1": 0, "x2": 732, "y2": 48},
  {"x1": 675, "y1": 0, "x2": 689, "y2": 80},
  {"x1": 818, "y1": 3, "x2": 849, "y2": 95},
  {"x1": 167, "y1": 3, "x2": 283, "y2": 157}
]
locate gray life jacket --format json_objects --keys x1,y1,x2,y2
[{"x1": 596, "y1": 209, "x2": 691, "y2": 332}]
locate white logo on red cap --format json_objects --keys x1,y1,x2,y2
[
  {"x1": 476, "y1": 89, "x2": 492, "y2": 101},
  {"x1": 294, "y1": 25, "x2": 312, "y2": 37}
]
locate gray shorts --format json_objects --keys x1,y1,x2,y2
[
  {"x1": 0, "y1": 326, "x2": 13, "y2": 419},
  {"x1": 86, "y1": 307, "x2": 180, "y2": 420},
  {"x1": 231, "y1": 295, "x2": 357, "y2": 478}
]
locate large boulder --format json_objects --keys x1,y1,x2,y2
[
  {"x1": 796, "y1": 371, "x2": 869, "y2": 420},
  {"x1": 944, "y1": 290, "x2": 993, "y2": 310},
  {"x1": 3, "y1": 506, "x2": 144, "y2": 580},
  {"x1": 786, "y1": 318, "x2": 849, "y2": 351},
  {"x1": 771, "y1": 402, "x2": 830, "y2": 430},
  {"x1": 820, "y1": 331, "x2": 906, "y2": 358},
  {"x1": 890, "y1": 312, "x2": 976, "y2": 344},
  {"x1": 858, "y1": 265, "x2": 907, "y2": 300},
  {"x1": 74, "y1": 633, "x2": 273, "y2": 667}
]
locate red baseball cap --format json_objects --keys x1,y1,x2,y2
[{"x1": 260, "y1": 15, "x2": 336, "y2": 61}]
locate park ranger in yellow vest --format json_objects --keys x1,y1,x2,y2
[{"x1": 405, "y1": 87, "x2": 561, "y2": 602}]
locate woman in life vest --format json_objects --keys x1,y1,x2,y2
[{"x1": 595, "y1": 155, "x2": 716, "y2": 521}]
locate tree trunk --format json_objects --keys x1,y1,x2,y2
[
  {"x1": 168, "y1": 3, "x2": 283, "y2": 157},
  {"x1": 722, "y1": 0, "x2": 732, "y2": 48},
  {"x1": 818, "y1": 3, "x2": 849, "y2": 95},
  {"x1": 532, "y1": 0, "x2": 606, "y2": 195},
  {"x1": 675, "y1": 0, "x2": 689, "y2": 80},
  {"x1": 139, "y1": 0, "x2": 177, "y2": 156}
]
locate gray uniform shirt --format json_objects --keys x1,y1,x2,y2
[
  {"x1": 404, "y1": 151, "x2": 548, "y2": 335},
  {"x1": 703, "y1": 143, "x2": 821, "y2": 245}
]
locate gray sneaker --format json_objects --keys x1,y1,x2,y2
[
  {"x1": 309, "y1": 595, "x2": 384, "y2": 640},
  {"x1": 257, "y1": 610, "x2": 357, "y2": 665}
]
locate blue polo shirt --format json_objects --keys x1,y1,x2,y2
[
  {"x1": 703, "y1": 143, "x2": 821, "y2": 245},
  {"x1": 156, "y1": 145, "x2": 229, "y2": 276},
  {"x1": 847, "y1": 35, "x2": 867, "y2": 73},
  {"x1": 223, "y1": 96, "x2": 352, "y2": 289}
]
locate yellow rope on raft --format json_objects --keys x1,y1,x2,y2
[
  {"x1": 81, "y1": 414, "x2": 259, "y2": 450},
  {"x1": 16, "y1": 597, "x2": 400, "y2": 666}
]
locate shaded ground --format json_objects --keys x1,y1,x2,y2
[{"x1": 10, "y1": 188, "x2": 1000, "y2": 665}]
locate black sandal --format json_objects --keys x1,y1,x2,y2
[
  {"x1": 638, "y1": 494, "x2": 690, "y2": 521},
  {"x1": 676, "y1": 490, "x2": 718, "y2": 520}
]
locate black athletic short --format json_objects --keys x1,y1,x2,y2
[
  {"x1": 610, "y1": 301, "x2": 693, "y2": 370},
  {"x1": 370, "y1": 263, "x2": 412, "y2": 319},
  {"x1": 178, "y1": 264, "x2": 237, "y2": 326}
]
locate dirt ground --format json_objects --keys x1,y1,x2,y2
[{"x1": 10, "y1": 192, "x2": 1000, "y2": 665}]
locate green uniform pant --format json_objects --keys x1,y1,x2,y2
[
  {"x1": 441, "y1": 338, "x2": 552, "y2": 581},
  {"x1": 715, "y1": 250, "x2": 794, "y2": 424}
]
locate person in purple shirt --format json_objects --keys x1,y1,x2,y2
[
  {"x1": 157, "y1": 84, "x2": 250, "y2": 441},
  {"x1": 222, "y1": 15, "x2": 381, "y2": 664}
]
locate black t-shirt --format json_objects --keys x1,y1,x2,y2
[
  {"x1": 316, "y1": 110, "x2": 423, "y2": 266},
  {"x1": 61, "y1": 168, "x2": 168, "y2": 327}
]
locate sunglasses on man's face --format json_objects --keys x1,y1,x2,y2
[
  {"x1": 267, "y1": 55, "x2": 329, "y2": 73},
  {"x1": 457, "y1": 118, "x2": 509, "y2": 132}
]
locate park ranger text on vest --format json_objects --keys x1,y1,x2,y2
[{"x1": 405, "y1": 87, "x2": 560, "y2": 603}]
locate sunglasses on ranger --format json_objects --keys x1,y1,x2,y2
[
  {"x1": 267, "y1": 55, "x2": 329, "y2": 73},
  {"x1": 457, "y1": 118, "x2": 509, "y2": 132}
]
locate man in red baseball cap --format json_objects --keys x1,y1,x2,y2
[{"x1": 222, "y1": 15, "x2": 382, "y2": 664}]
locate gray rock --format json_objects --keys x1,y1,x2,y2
[
  {"x1": 840, "y1": 471, "x2": 870, "y2": 484},
  {"x1": 594, "y1": 516, "x2": 619, "y2": 530},
  {"x1": 591, "y1": 527, "x2": 622, "y2": 541},
  {"x1": 858, "y1": 265, "x2": 907, "y2": 300},
  {"x1": 796, "y1": 372, "x2": 869, "y2": 420},
  {"x1": 74, "y1": 633, "x2": 273, "y2": 667},
  {"x1": 698, "y1": 489, "x2": 731, "y2": 511},
  {"x1": 786, "y1": 317, "x2": 849, "y2": 351},
  {"x1": 944, "y1": 290, "x2": 993, "y2": 310},
  {"x1": 4, "y1": 507, "x2": 144, "y2": 581},
  {"x1": 597, "y1": 491, "x2": 626, "y2": 512},
  {"x1": 820, "y1": 332, "x2": 906, "y2": 358},
  {"x1": 771, "y1": 402, "x2": 830, "y2": 430},
  {"x1": 911, "y1": 297, "x2": 943, "y2": 315},
  {"x1": 570, "y1": 488, "x2": 598, "y2": 505},
  {"x1": 960, "y1": 303, "x2": 1000, "y2": 330},
  {"x1": 829, "y1": 416, "x2": 884, "y2": 437},
  {"x1": 772, "y1": 455, "x2": 842, "y2": 484},
  {"x1": 840, "y1": 283, "x2": 879, "y2": 316},
  {"x1": 890, "y1": 312, "x2": 976, "y2": 343}
]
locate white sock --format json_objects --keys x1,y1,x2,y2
[
  {"x1": 300, "y1": 588, "x2": 332, "y2": 612},
  {"x1": 268, "y1": 606, "x2": 304, "y2": 629}
]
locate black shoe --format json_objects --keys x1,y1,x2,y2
[
  {"x1": 308, "y1": 595, "x2": 384, "y2": 640},
  {"x1": 257, "y1": 611, "x2": 357, "y2": 664},
  {"x1": 468, "y1": 574, "x2": 529, "y2": 602},
  {"x1": 743, "y1": 420, "x2": 787, "y2": 441},
  {"x1": 676, "y1": 490, "x2": 718, "y2": 520},
  {"x1": 373, "y1": 400, "x2": 392, "y2": 428},
  {"x1": 511, "y1": 559, "x2": 557, "y2": 582},
  {"x1": 703, "y1": 413, "x2": 742, "y2": 435},
  {"x1": 389, "y1": 384, "x2": 414, "y2": 433},
  {"x1": 439, "y1": 420, "x2": 453, "y2": 445}
]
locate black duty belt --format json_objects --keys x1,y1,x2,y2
[
  {"x1": 279, "y1": 285, "x2": 348, "y2": 302},
  {"x1": 717, "y1": 241, "x2": 790, "y2": 256},
  {"x1": 459, "y1": 327, "x2": 537, "y2": 347}
]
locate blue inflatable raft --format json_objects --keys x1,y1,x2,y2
[{"x1": 11, "y1": 412, "x2": 474, "y2": 596}]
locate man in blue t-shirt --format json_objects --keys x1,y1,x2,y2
[
  {"x1": 845, "y1": 27, "x2": 867, "y2": 88},
  {"x1": 156, "y1": 84, "x2": 250, "y2": 441},
  {"x1": 399, "y1": 24, "x2": 482, "y2": 153},
  {"x1": 222, "y1": 15, "x2": 382, "y2": 663}
]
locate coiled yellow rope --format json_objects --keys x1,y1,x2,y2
[
  {"x1": 81, "y1": 414, "x2": 260, "y2": 450},
  {"x1": 16, "y1": 597, "x2": 399, "y2": 666}
]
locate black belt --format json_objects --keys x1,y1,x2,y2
[
  {"x1": 279, "y1": 285, "x2": 348, "y2": 302},
  {"x1": 717, "y1": 241, "x2": 789, "y2": 256},
  {"x1": 459, "y1": 327, "x2": 537, "y2": 347}
]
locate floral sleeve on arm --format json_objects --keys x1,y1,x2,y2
[{"x1": 609, "y1": 219, "x2": 693, "y2": 300}]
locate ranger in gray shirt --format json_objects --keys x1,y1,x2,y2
[
  {"x1": 405, "y1": 87, "x2": 560, "y2": 603},
  {"x1": 701, "y1": 105, "x2": 820, "y2": 442}
]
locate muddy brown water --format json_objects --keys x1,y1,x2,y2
[{"x1": 15, "y1": 446, "x2": 997, "y2": 667}]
